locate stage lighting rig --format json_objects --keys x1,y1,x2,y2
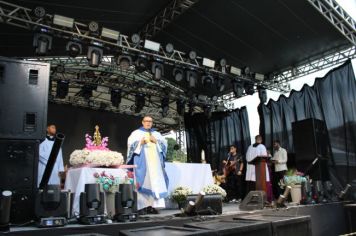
[
  {"x1": 232, "y1": 81, "x2": 244, "y2": 97},
  {"x1": 144, "y1": 39, "x2": 160, "y2": 52},
  {"x1": 161, "y1": 95, "x2": 170, "y2": 117},
  {"x1": 202, "y1": 58, "x2": 215, "y2": 69},
  {"x1": 66, "y1": 39, "x2": 82, "y2": 58},
  {"x1": 111, "y1": 88, "x2": 122, "y2": 107},
  {"x1": 79, "y1": 184, "x2": 106, "y2": 224},
  {"x1": 216, "y1": 77, "x2": 225, "y2": 92},
  {"x1": 165, "y1": 43, "x2": 174, "y2": 54},
  {"x1": 88, "y1": 21, "x2": 100, "y2": 36},
  {"x1": 87, "y1": 42, "x2": 103, "y2": 67},
  {"x1": 116, "y1": 52, "x2": 132, "y2": 70},
  {"x1": 32, "y1": 6, "x2": 46, "y2": 18},
  {"x1": 33, "y1": 31, "x2": 52, "y2": 55},
  {"x1": 202, "y1": 74, "x2": 214, "y2": 88},
  {"x1": 135, "y1": 93, "x2": 145, "y2": 113},
  {"x1": 219, "y1": 58, "x2": 227, "y2": 73},
  {"x1": 56, "y1": 80, "x2": 69, "y2": 99},
  {"x1": 135, "y1": 55, "x2": 149, "y2": 73},
  {"x1": 187, "y1": 70, "x2": 198, "y2": 88},
  {"x1": 230, "y1": 66, "x2": 242, "y2": 76},
  {"x1": 188, "y1": 51, "x2": 197, "y2": 60},
  {"x1": 53, "y1": 14, "x2": 74, "y2": 28},
  {"x1": 131, "y1": 33, "x2": 141, "y2": 45},
  {"x1": 151, "y1": 59, "x2": 164, "y2": 81},
  {"x1": 173, "y1": 67, "x2": 184, "y2": 82},
  {"x1": 101, "y1": 27, "x2": 120, "y2": 42}
]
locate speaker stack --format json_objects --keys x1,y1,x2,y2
[{"x1": 0, "y1": 57, "x2": 50, "y2": 223}]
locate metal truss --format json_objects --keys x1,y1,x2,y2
[
  {"x1": 139, "y1": 0, "x2": 199, "y2": 39},
  {"x1": 272, "y1": 45, "x2": 356, "y2": 83},
  {"x1": 175, "y1": 119, "x2": 186, "y2": 150},
  {"x1": 307, "y1": 0, "x2": 356, "y2": 46}
]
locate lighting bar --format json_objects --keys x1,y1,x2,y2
[
  {"x1": 202, "y1": 58, "x2": 215, "y2": 68},
  {"x1": 101, "y1": 27, "x2": 120, "y2": 41},
  {"x1": 53, "y1": 14, "x2": 74, "y2": 28},
  {"x1": 144, "y1": 39, "x2": 161, "y2": 52},
  {"x1": 230, "y1": 66, "x2": 241, "y2": 76}
]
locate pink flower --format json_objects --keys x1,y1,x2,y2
[
  {"x1": 110, "y1": 175, "x2": 114, "y2": 180},
  {"x1": 93, "y1": 172, "x2": 99, "y2": 178}
]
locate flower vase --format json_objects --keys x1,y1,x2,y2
[
  {"x1": 177, "y1": 201, "x2": 186, "y2": 210},
  {"x1": 290, "y1": 185, "x2": 302, "y2": 203},
  {"x1": 105, "y1": 192, "x2": 116, "y2": 219}
]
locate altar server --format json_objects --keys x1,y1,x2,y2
[
  {"x1": 127, "y1": 115, "x2": 169, "y2": 214},
  {"x1": 245, "y1": 135, "x2": 270, "y2": 192},
  {"x1": 37, "y1": 124, "x2": 64, "y2": 186}
]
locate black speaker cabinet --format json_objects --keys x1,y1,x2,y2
[
  {"x1": 120, "y1": 226, "x2": 215, "y2": 236},
  {"x1": 0, "y1": 139, "x2": 39, "y2": 223},
  {"x1": 292, "y1": 118, "x2": 331, "y2": 180},
  {"x1": 186, "y1": 194, "x2": 222, "y2": 214},
  {"x1": 0, "y1": 57, "x2": 50, "y2": 140},
  {"x1": 240, "y1": 191, "x2": 266, "y2": 211}
]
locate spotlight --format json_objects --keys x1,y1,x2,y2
[
  {"x1": 81, "y1": 85, "x2": 93, "y2": 99},
  {"x1": 56, "y1": 80, "x2": 69, "y2": 99},
  {"x1": 101, "y1": 27, "x2": 120, "y2": 42},
  {"x1": 111, "y1": 89, "x2": 122, "y2": 107},
  {"x1": 66, "y1": 40, "x2": 82, "y2": 57},
  {"x1": 33, "y1": 33, "x2": 52, "y2": 55},
  {"x1": 230, "y1": 66, "x2": 241, "y2": 76},
  {"x1": 53, "y1": 14, "x2": 74, "y2": 28},
  {"x1": 32, "y1": 6, "x2": 46, "y2": 18},
  {"x1": 244, "y1": 83, "x2": 255, "y2": 95},
  {"x1": 88, "y1": 21, "x2": 100, "y2": 36},
  {"x1": 165, "y1": 43, "x2": 174, "y2": 54},
  {"x1": 135, "y1": 55, "x2": 148, "y2": 73},
  {"x1": 144, "y1": 39, "x2": 160, "y2": 52},
  {"x1": 135, "y1": 94, "x2": 145, "y2": 113},
  {"x1": 116, "y1": 53, "x2": 132, "y2": 70},
  {"x1": 176, "y1": 99, "x2": 186, "y2": 116},
  {"x1": 202, "y1": 58, "x2": 215, "y2": 68},
  {"x1": 131, "y1": 33, "x2": 140, "y2": 45},
  {"x1": 216, "y1": 78, "x2": 225, "y2": 92},
  {"x1": 254, "y1": 73, "x2": 265, "y2": 81},
  {"x1": 219, "y1": 58, "x2": 227, "y2": 73},
  {"x1": 115, "y1": 184, "x2": 137, "y2": 222},
  {"x1": 151, "y1": 60, "x2": 164, "y2": 81},
  {"x1": 186, "y1": 71, "x2": 197, "y2": 88},
  {"x1": 202, "y1": 74, "x2": 214, "y2": 88},
  {"x1": 87, "y1": 42, "x2": 103, "y2": 67},
  {"x1": 258, "y1": 86, "x2": 267, "y2": 103},
  {"x1": 232, "y1": 81, "x2": 244, "y2": 97},
  {"x1": 161, "y1": 95, "x2": 169, "y2": 117},
  {"x1": 173, "y1": 67, "x2": 184, "y2": 82},
  {"x1": 188, "y1": 51, "x2": 197, "y2": 60},
  {"x1": 79, "y1": 184, "x2": 106, "y2": 224}
]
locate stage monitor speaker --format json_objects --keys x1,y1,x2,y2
[
  {"x1": 0, "y1": 139, "x2": 39, "y2": 223},
  {"x1": 186, "y1": 194, "x2": 222, "y2": 214},
  {"x1": 240, "y1": 191, "x2": 266, "y2": 211},
  {"x1": 292, "y1": 118, "x2": 331, "y2": 180},
  {"x1": 234, "y1": 214, "x2": 312, "y2": 236},
  {"x1": 120, "y1": 226, "x2": 215, "y2": 236},
  {"x1": 0, "y1": 56, "x2": 50, "y2": 140},
  {"x1": 185, "y1": 219, "x2": 272, "y2": 236}
]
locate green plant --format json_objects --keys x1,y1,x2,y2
[{"x1": 171, "y1": 186, "x2": 193, "y2": 203}]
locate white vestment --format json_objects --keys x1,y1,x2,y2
[
  {"x1": 37, "y1": 137, "x2": 64, "y2": 186},
  {"x1": 245, "y1": 143, "x2": 270, "y2": 182}
]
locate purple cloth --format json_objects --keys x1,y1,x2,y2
[{"x1": 266, "y1": 165, "x2": 274, "y2": 202}]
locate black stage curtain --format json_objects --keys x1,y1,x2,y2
[
  {"x1": 47, "y1": 103, "x2": 141, "y2": 164},
  {"x1": 185, "y1": 107, "x2": 251, "y2": 171},
  {"x1": 259, "y1": 60, "x2": 356, "y2": 183}
]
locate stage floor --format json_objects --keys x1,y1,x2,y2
[{"x1": 3, "y1": 202, "x2": 349, "y2": 236}]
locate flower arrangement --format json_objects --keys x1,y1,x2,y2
[
  {"x1": 94, "y1": 171, "x2": 119, "y2": 193},
  {"x1": 171, "y1": 186, "x2": 193, "y2": 203},
  {"x1": 202, "y1": 184, "x2": 227, "y2": 198},
  {"x1": 283, "y1": 168, "x2": 307, "y2": 186},
  {"x1": 69, "y1": 149, "x2": 124, "y2": 167}
]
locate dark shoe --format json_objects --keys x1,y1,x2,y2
[
  {"x1": 147, "y1": 206, "x2": 159, "y2": 214},
  {"x1": 137, "y1": 208, "x2": 147, "y2": 215}
]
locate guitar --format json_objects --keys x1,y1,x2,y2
[{"x1": 222, "y1": 159, "x2": 236, "y2": 177}]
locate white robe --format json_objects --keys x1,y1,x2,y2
[
  {"x1": 37, "y1": 138, "x2": 64, "y2": 186},
  {"x1": 127, "y1": 129, "x2": 168, "y2": 210},
  {"x1": 245, "y1": 143, "x2": 270, "y2": 182}
]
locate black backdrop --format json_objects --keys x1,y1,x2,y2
[
  {"x1": 259, "y1": 60, "x2": 356, "y2": 183},
  {"x1": 48, "y1": 103, "x2": 141, "y2": 164},
  {"x1": 185, "y1": 107, "x2": 251, "y2": 171}
]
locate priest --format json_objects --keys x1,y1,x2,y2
[
  {"x1": 126, "y1": 115, "x2": 169, "y2": 214},
  {"x1": 245, "y1": 135, "x2": 270, "y2": 193},
  {"x1": 37, "y1": 124, "x2": 64, "y2": 186}
]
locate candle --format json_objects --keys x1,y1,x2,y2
[{"x1": 201, "y1": 149, "x2": 205, "y2": 161}]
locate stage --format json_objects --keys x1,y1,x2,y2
[{"x1": 2, "y1": 202, "x2": 349, "y2": 236}]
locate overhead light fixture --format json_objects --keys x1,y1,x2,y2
[
  {"x1": 87, "y1": 42, "x2": 103, "y2": 67},
  {"x1": 203, "y1": 105, "x2": 212, "y2": 119},
  {"x1": 230, "y1": 66, "x2": 241, "y2": 76},
  {"x1": 135, "y1": 94, "x2": 145, "y2": 113},
  {"x1": 144, "y1": 39, "x2": 160, "y2": 52},
  {"x1": 244, "y1": 83, "x2": 255, "y2": 95},
  {"x1": 232, "y1": 81, "x2": 244, "y2": 97},
  {"x1": 176, "y1": 99, "x2": 186, "y2": 116},
  {"x1": 66, "y1": 40, "x2": 82, "y2": 57},
  {"x1": 116, "y1": 52, "x2": 132, "y2": 70},
  {"x1": 135, "y1": 55, "x2": 148, "y2": 73},
  {"x1": 32, "y1": 6, "x2": 46, "y2": 18},
  {"x1": 131, "y1": 33, "x2": 141, "y2": 45},
  {"x1": 254, "y1": 73, "x2": 265, "y2": 81},
  {"x1": 101, "y1": 27, "x2": 120, "y2": 41},
  {"x1": 56, "y1": 80, "x2": 69, "y2": 99},
  {"x1": 33, "y1": 33, "x2": 52, "y2": 55},
  {"x1": 165, "y1": 43, "x2": 174, "y2": 54},
  {"x1": 151, "y1": 60, "x2": 164, "y2": 81},
  {"x1": 202, "y1": 58, "x2": 215, "y2": 68},
  {"x1": 219, "y1": 58, "x2": 227, "y2": 73},
  {"x1": 189, "y1": 51, "x2": 197, "y2": 60},
  {"x1": 88, "y1": 21, "x2": 100, "y2": 36},
  {"x1": 111, "y1": 89, "x2": 121, "y2": 107},
  {"x1": 202, "y1": 74, "x2": 214, "y2": 88},
  {"x1": 53, "y1": 14, "x2": 74, "y2": 28},
  {"x1": 161, "y1": 95, "x2": 169, "y2": 117},
  {"x1": 187, "y1": 71, "x2": 197, "y2": 88},
  {"x1": 173, "y1": 67, "x2": 184, "y2": 82}
]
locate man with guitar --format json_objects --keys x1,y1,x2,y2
[{"x1": 221, "y1": 145, "x2": 244, "y2": 202}]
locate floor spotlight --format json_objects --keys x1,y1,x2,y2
[
  {"x1": 173, "y1": 67, "x2": 184, "y2": 82},
  {"x1": 187, "y1": 71, "x2": 197, "y2": 88},
  {"x1": 87, "y1": 42, "x2": 103, "y2": 67},
  {"x1": 233, "y1": 81, "x2": 244, "y2": 97},
  {"x1": 66, "y1": 40, "x2": 82, "y2": 58},
  {"x1": 111, "y1": 88, "x2": 122, "y2": 107},
  {"x1": 33, "y1": 33, "x2": 52, "y2": 55},
  {"x1": 116, "y1": 53, "x2": 132, "y2": 70},
  {"x1": 56, "y1": 80, "x2": 69, "y2": 99},
  {"x1": 202, "y1": 74, "x2": 214, "y2": 88},
  {"x1": 176, "y1": 99, "x2": 186, "y2": 116},
  {"x1": 135, "y1": 55, "x2": 148, "y2": 73},
  {"x1": 151, "y1": 60, "x2": 164, "y2": 81},
  {"x1": 135, "y1": 94, "x2": 145, "y2": 113}
]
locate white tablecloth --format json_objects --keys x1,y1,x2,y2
[
  {"x1": 165, "y1": 162, "x2": 214, "y2": 194},
  {"x1": 64, "y1": 167, "x2": 128, "y2": 215}
]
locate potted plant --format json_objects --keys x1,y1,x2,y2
[
  {"x1": 171, "y1": 186, "x2": 193, "y2": 209},
  {"x1": 283, "y1": 169, "x2": 307, "y2": 203},
  {"x1": 202, "y1": 184, "x2": 227, "y2": 199}
]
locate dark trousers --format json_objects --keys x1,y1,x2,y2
[
  {"x1": 273, "y1": 170, "x2": 286, "y2": 198},
  {"x1": 222, "y1": 173, "x2": 243, "y2": 200}
]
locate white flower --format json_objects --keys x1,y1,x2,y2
[
  {"x1": 69, "y1": 149, "x2": 124, "y2": 167},
  {"x1": 202, "y1": 184, "x2": 227, "y2": 197}
]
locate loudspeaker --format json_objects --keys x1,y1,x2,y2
[
  {"x1": 0, "y1": 57, "x2": 50, "y2": 140},
  {"x1": 120, "y1": 226, "x2": 215, "y2": 236},
  {"x1": 186, "y1": 194, "x2": 223, "y2": 214},
  {"x1": 292, "y1": 118, "x2": 330, "y2": 180},
  {"x1": 0, "y1": 139, "x2": 39, "y2": 223},
  {"x1": 240, "y1": 191, "x2": 266, "y2": 211}
]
